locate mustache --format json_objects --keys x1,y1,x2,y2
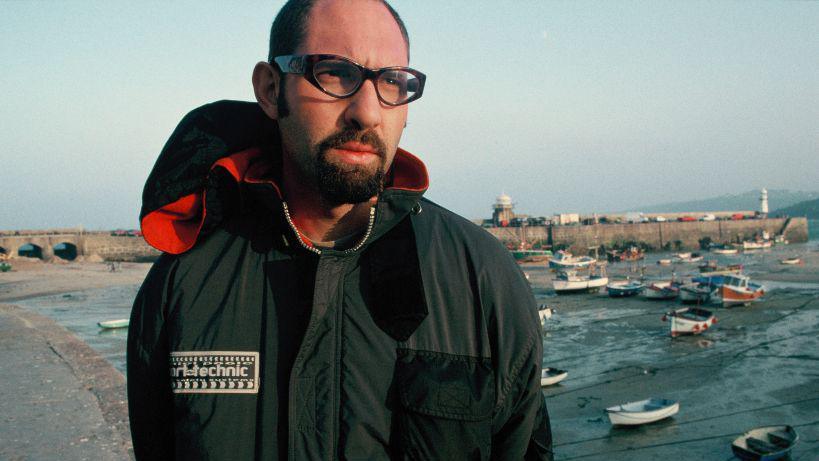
[{"x1": 316, "y1": 129, "x2": 388, "y2": 159}]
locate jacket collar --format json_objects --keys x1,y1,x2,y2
[{"x1": 139, "y1": 101, "x2": 429, "y2": 255}]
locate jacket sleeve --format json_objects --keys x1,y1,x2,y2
[
  {"x1": 491, "y1": 333, "x2": 554, "y2": 460},
  {"x1": 127, "y1": 254, "x2": 178, "y2": 459}
]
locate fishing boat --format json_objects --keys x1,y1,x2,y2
[
  {"x1": 643, "y1": 281, "x2": 679, "y2": 300},
  {"x1": 549, "y1": 250, "x2": 596, "y2": 270},
  {"x1": 538, "y1": 304, "x2": 555, "y2": 324},
  {"x1": 511, "y1": 249, "x2": 553, "y2": 263},
  {"x1": 607, "y1": 246, "x2": 644, "y2": 262},
  {"x1": 605, "y1": 398, "x2": 680, "y2": 426},
  {"x1": 540, "y1": 368, "x2": 568, "y2": 386},
  {"x1": 699, "y1": 260, "x2": 743, "y2": 276},
  {"x1": 606, "y1": 280, "x2": 645, "y2": 297},
  {"x1": 679, "y1": 282, "x2": 712, "y2": 303},
  {"x1": 98, "y1": 318, "x2": 129, "y2": 329},
  {"x1": 743, "y1": 240, "x2": 773, "y2": 250},
  {"x1": 662, "y1": 307, "x2": 717, "y2": 337},
  {"x1": 711, "y1": 274, "x2": 765, "y2": 307},
  {"x1": 553, "y1": 269, "x2": 608, "y2": 294},
  {"x1": 731, "y1": 425, "x2": 798, "y2": 461},
  {"x1": 780, "y1": 257, "x2": 801, "y2": 265}
]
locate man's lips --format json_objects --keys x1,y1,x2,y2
[{"x1": 330, "y1": 142, "x2": 381, "y2": 164}]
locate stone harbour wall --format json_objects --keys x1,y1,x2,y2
[{"x1": 486, "y1": 217, "x2": 809, "y2": 254}]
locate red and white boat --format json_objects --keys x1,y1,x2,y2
[
  {"x1": 643, "y1": 281, "x2": 679, "y2": 300},
  {"x1": 662, "y1": 307, "x2": 717, "y2": 337},
  {"x1": 711, "y1": 274, "x2": 765, "y2": 306}
]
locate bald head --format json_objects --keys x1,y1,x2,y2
[{"x1": 267, "y1": 0, "x2": 410, "y2": 64}]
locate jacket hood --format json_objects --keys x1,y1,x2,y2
[{"x1": 140, "y1": 100, "x2": 429, "y2": 254}]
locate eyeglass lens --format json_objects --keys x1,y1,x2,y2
[{"x1": 312, "y1": 59, "x2": 421, "y2": 104}]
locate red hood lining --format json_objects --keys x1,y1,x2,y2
[{"x1": 141, "y1": 147, "x2": 428, "y2": 254}]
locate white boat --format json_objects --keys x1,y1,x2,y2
[
  {"x1": 780, "y1": 257, "x2": 801, "y2": 265},
  {"x1": 643, "y1": 281, "x2": 679, "y2": 300},
  {"x1": 537, "y1": 304, "x2": 555, "y2": 324},
  {"x1": 98, "y1": 318, "x2": 129, "y2": 329},
  {"x1": 712, "y1": 247, "x2": 739, "y2": 255},
  {"x1": 711, "y1": 274, "x2": 765, "y2": 307},
  {"x1": 540, "y1": 368, "x2": 568, "y2": 386},
  {"x1": 657, "y1": 259, "x2": 672, "y2": 266},
  {"x1": 606, "y1": 398, "x2": 680, "y2": 426},
  {"x1": 679, "y1": 282, "x2": 711, "y2": 303},
  {"x1": 549, "y1": 250, "x2": 596, "y2": 270},
  {"x1": 743, "y1": 240, "x2": 772, "y2": 250},
  {"x1": 553, "y1": 270, "x2": 608, "y2": 294},
  {"x1": 662, "y1": 307, "x2": 717, "y2": 337},
  {"x1": 674, "y1": 252, "x2": 703, "y2": 263},
  {"x1": 731, "y1": 425, "x2": 798, "y2": 461}
]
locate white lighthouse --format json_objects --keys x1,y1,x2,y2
[
  {"x1": 760, "y1": 188, "x2": 769, "y2": 215},
  {"x1": 493, "y1": 193, "x2": 515, "y2": 226}
]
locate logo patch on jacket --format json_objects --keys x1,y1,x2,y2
[{"x1": 169, "y1": 351, "x2": 259, "y2": 394}]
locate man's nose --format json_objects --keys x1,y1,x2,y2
[{"x1": 343, "y1": 80, "x2": 382, "y2": 130}]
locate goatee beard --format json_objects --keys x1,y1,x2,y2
[{"x1": 314, "y1": 129, "x2": 388, "y2": 205}]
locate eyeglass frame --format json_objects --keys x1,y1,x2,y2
[{"x1": 272, "y1": 54, "x2": 426, "y2": 106}]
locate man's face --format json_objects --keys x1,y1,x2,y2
[{"x1": 276, "y1": 0, "x2": 409, "y2": 205}]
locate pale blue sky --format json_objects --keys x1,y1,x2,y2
[{"x1": 2, "y1": 1, "x2": 818, "y2": 229}]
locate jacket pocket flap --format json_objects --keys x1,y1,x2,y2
[{"x1": 396, "y1": 349, "x2": 495, "y2": 421}]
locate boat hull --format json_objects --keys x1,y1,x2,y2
[
  {"x1": 643, "y1": 282, "x2": 679, "y2": 300},
  {"x1": 554, "y1": 277, "x2": 608, "y2": 294},
  {"x1": 731, "y1": 425, "x2": 798, "y2": 461},
  {"x1": 606, "y1": 398, "x2": 680, "y2": 426},
  {"x1": 664, "y1": 307, "x2": 716, "y2": 337},
  {"x1": 714, "y1": 285, "x2": 764, "y2": 306},
  {"x1": 540, "y1": 368, "x2": 568, "y2": 386}
]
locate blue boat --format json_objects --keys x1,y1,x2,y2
[{"x1": 606, "y1": 280, "x2": 645, "y2": 297}]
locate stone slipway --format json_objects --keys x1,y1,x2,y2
[{"x1": 0, "y1": 303, "x2": 132, "y2": 460}]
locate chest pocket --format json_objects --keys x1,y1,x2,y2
[{"x1": 394, "y1": 349, "x2": 495, "y2": 461}]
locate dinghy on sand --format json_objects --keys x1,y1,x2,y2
[
  {"x1": 605, "y1": 398, "x2": 679, "y2": 426},
  {"x1": 98, "y1": 319, "x2": 129, "y2": 329},
  {"x1": 540, "y1": 368, "x2": 568, "y2": 386},
  {"x1": 731, "y1": 425, "x2": 798, "y2": 461}
]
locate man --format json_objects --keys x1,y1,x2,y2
[{"x1": 127, "y1": 0, "x2": 553, "y2": 459}]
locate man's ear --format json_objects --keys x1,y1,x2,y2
[{"x1": 252, "y1": 62, "x2": 280, "y2": 120}]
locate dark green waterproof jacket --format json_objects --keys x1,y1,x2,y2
[{"x1": 127, "y1": 101, "x2": 553, "y2": 460}]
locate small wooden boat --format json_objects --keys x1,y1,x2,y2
[
  {"x1": 731, "y1": 425, "x2": 798, "y2": 461},
  {"x1": 540, "y1": 368, "x2": 568, "y2": 386},
  {"x1": 97, "y1": 318, "x2": 129, "y2": 329},
  {"x1": 553, "y1": 268, "x2": 608, "y2": 294},
  {"x1": 712, "y1": 274, "x2": 765, "y2": 307},
  {"x1": 605, "y1": 398, "x2": 679, "y2": 426},
  {"x1": 607, "y1": 280, "x2": 645, "y2": 297},
  {"x1": 657, "y1": 259, "x2": 672, "y2": 266},
  {"x1": 679, "y1": 282, "x2": 711, "y2": 303},
  {"x1": 662, "y1": 307, "x2": 716, "y2": 337},
  {"x1": 643, "y1": 281, "x2": 679, "y2": 300},
  {"x1": 780, "y1": 257, "x2": 801, "y2": 265},
  {"x1": 538, "y1": 304, "x2": 555, "y2": 324}
]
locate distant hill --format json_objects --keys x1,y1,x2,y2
[
  {"x1": 633, "y1": 189, "x2": 819, "y2": 214},
  {"x1": 774, "y1": 197, "x2": 819, "y2": 219}
]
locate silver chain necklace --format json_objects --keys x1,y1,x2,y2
[{"x1": 281, "y1": 201, "x2": 376, "y2": 255}]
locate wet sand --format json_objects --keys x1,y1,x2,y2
[
  {"x1": 0, "y1": 260, "x2": 150, "y2": 461},
  {"x1": 2, "y1": 247, "x2": 818, "y2": 459},
  {"x1": 527, "y1": 242, "x2": 819, "y2": 460}
]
